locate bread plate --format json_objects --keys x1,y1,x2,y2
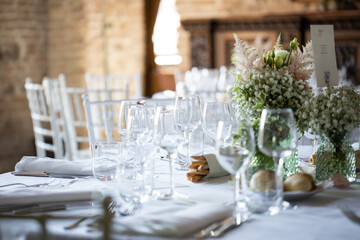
[{"x1": 284, "y1": 180, "x2": 333, "y2": 201}]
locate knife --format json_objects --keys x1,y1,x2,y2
[
  {"x1": 11, "y1": 171, "x2": 90, "y2": 179},
  {"x1": 0, "y1": 201, "x2": 97, "y2": 215}
]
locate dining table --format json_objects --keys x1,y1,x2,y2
[{"x1": 0, "y1": 155, "x2": 359, "y2": 240}]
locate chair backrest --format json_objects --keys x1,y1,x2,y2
[
  {"x1": 82, "y1": 94, "x2": 123, "y2": 145},
  {"x1": 85, "y1": 72, "x2": 142, "y2": 99},
  {"x1": 59, "y1": 75, "x2": 90, "y2": 160},
  {"x1": 59, "y1": 75, "x2": 129, "y2": 160},
  {"x1": 25, "y1": 77, "x2": 68, "y2": 159}
]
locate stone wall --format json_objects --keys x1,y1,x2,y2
[
  {"x1": 0, "y1": 0, "x2": 324, "y2": 173},
  {"x1": 0, "y1": 0, "x2": 144, "y2": 173},
  {"x1": 0, "y1": 0, "x2": 48, "y2": 173},
  {"x1": 47, "y1": 0, "x2": 145, "y2": 90}
]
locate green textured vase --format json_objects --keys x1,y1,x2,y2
[
  {"x1": 250, "y1": 149, "x2": 275, "y2": 172},
  {"x1": 316, "y1": 132, "x2": 356, "y2": 183},
  {"x1": 283, "y1": 149, "x2": 298, "y2": 179}
]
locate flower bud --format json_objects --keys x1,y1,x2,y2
[{"x1": 290, "y1": 38, "x2": 299, "y2": 50}]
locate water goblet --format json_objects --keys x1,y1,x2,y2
[
  {"x1": 174, "y1": 95, "x2": 202, "y2": 170},
  {"x1": 153, "y1": 106, "x2": 187, "y2": 199},
  {"x1": 216, "y1": 118, "x2": 255, "y2": 224},
  {"x1": 125, "y1": 104, "x2": 156, "y2": 199},
  {"x1": 246, "y1": 108, "x2": 297, "y2": 215},
  {"x1": 202, "y1": 102, "x2": 231, "y2": 151}
]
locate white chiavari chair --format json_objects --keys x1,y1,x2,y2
[
  {"x1": 59, "y1": 74, "x2": 131, "y2": 160},
  {"x1": 82, "y1": 94, "x2": 123, "y2": 145},
  {"x1": 25, "y1": 77, "x2": 69, "y2": 159},
  {"x1": 85, "y1": 72, "x2": 142, "y2": 99}
]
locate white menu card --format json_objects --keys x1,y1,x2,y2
[{"x1": 310, "y1": 25, "x2": 339, "y2": 87}]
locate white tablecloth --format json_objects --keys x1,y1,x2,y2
[{"x1": 0, "y1": 158, "x2": 360, "y2": 240}]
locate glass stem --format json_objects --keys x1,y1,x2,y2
[
  {"x1": 234, "y1": 173, "x2": 241, "y2": 223},
  {"x1": 187, "y1": 130, "x2": 192, "y2": 165},
  {"x1": 168, "y1": 152, "x2": 174, "y2": 197}
]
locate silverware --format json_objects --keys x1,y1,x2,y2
[
  {"x1": 11, "y1": 171, "x2": 90, "y2": 179},
  {"x1": 195, "y1": 216, "x2": 234, "y2": 239},
  {"x1": 209, "y1": 216, "x2": 240, "y2": 238},
  {"x1": 0, "y1": 179, "x2": 58, "y2": 188},
  {"x1": 108, "y1": 200, "x2": 141, "y2": 216},
  {"x1": 64, "y1": 216, "x2": 93, "y2": 230},
  {"x1": 13, "y1": 204, "x2": 66, "y2": 214},
  {"x1": 0, "y1": 201, "x2": 95, "y2": 215},
  {"x1": 340, "y1": 206, "x2": 360, "y2": 225},
  {"x1": 85, "y1": 200, "x2": 140, "y2": 232}
]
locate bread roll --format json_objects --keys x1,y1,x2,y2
[
  {"x1": 250, "y1": 170, "x2": 276, "y2": 192},
  {"x1": 284, "y1": 173, "x2": 315, "y2": 192}
]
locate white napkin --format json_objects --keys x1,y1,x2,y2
[
  {"x1": 0, "y1": 187, "x2": 102, "y2": 207},
  {"x1": 15, "y1": 156, "x2": 93, "y2": 176},
  {"x1": 112, "y1": 202, "x2": 233, "y2": 237}
]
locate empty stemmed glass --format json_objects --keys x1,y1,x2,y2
[
  {"x1": 258, "y1": 108, "x2": 297, "y2": 165},
  {"x1": 174, "y1": 95, "x2": 202, "y2": 170},
  {"x1": 202, "y1": 102, "x2": 232, "y2": 152},
  {"x1": 216, "y1": 118, "x2": 255, "y2": 224},
  {"x1": 125, "y1": 104, "x2": 156, "y2": 201},
  {"x1": 118, "y1": 100, "x2": 146, "y2": 142},
  {"x1": 153, "y1": 106, "x2": 187, "y2": 199},
  {"x1": 254, "y1": 108, "x2": 297, "y2": 214}
]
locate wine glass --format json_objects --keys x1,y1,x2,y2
[
  {"x1": 118, "y1": 100, "x2": 142, "y2": 142},
  {"x1": 125, "y1": 104, "x2": 156, "y2": 200},
  {"x1": 153, "y1": 106, "x2": 187, "y2": 199},
  {"x1": 202, "y1": 102, "x2": 231, "y2": 151},
  {"x1": 258, "y1": 108, "x2": 297, "y2": 162},
  {"x1": 216, "y1": 118, "x2": 255, "y2": 224},
  {"x1": 257, "y1": 108, "x2": 297, "y2": 214},
  {"x1": 173, "y1": 95, "x2": 202, "y2": 170}
]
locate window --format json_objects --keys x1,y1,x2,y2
[{"x1": 152, "y1": 0, "x2": 182, "y2": 66}]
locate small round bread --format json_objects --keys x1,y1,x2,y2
[
  {"x1": 284, "y1": 173, "x2": 315, "y2": 192},
  {"x1": 309, "y1": 152, "x2": 316, "y2": 165},
  {"x1": 250, "y1": 170, "x2": 276, "y2": 192},
  {"x1": 355, "y1": 150, "x2": 360, "y2": 168}
]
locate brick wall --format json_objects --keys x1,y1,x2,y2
[
  {"x1": 47, "y1": 0, "x2": 144, "y2": 91},
  {"x1": 0, "y1": 0, "x2": 47, "y2": 173},
  {"x1": 0, "y1": 0, "x2": 318, "y2": 173},
  {"x1": 0, "y1": 0, "x2": 144, "y2": 173}
]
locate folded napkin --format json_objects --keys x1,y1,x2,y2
[
  {"x1": 187, "y1": 154, "x2": 230, "y2": 182},
  {"x1": 112, "y1": 202, "x2": 233, "y2": 237},
  {"x1": 0, "y1": 187, "x2": 102, "y2": 207},
  {"x1": 15, "y1": 156, "x2": 93, "y2": 176}
]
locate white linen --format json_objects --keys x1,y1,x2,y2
[
  {"x1": 1, "y1": 157, "x2": 360, "y2": 239},
  {"x1": 15, "y1": 156, "x2": 93, "y2": 176},
  {"x1": 113, "y1": 202, "x2": 233, "y2": 237},
  {"x1": 0, "y1": 187, "x2": 102, "y2": 206}
]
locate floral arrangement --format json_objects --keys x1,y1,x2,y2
[
  {"x1": 230, "y1": 33, "x2": 315, "y2": 134},
  {"x1": 308, "y1": 86, "x2": 360, "y2": 142}
]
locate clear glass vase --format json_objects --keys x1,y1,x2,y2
[{"x1": 315, "y1": 132, "x2": 356, "y2": 183}]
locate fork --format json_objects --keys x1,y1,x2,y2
[
  {"x1": 108, "y1": 199, "x2": 141, "y2": 216},
  {"x1": 339, "y1": 206, "x2": 360, "y2": 225},
  {"x1": 0, "y1": 179, "x2": 59, "y2": 188},
  {"x1": 85, "y1": 200, "x2": 141, "y2": 232}
]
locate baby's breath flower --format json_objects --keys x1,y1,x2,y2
[{"x1": 308, "y1": 86, "x2": 360, "y2": 141}]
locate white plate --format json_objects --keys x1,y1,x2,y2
[
  {"x1": 284, "y1": 186, "x2": 323, "y2": 201},
  {"x1": 284, "y1": 181, "x2": 333, "y2": 201}
]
